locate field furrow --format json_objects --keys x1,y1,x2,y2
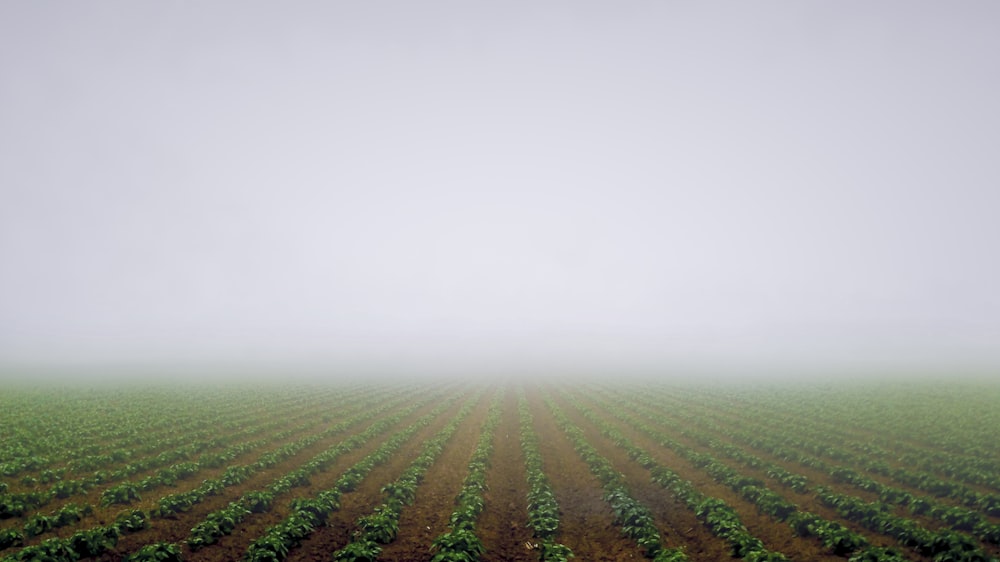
[{"x1": 1, "y1": 380, "x2": 996, "y2": 562}]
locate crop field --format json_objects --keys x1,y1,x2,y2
[{"x1": 1, "y1": 379, "x2": 998, "y2": 562}]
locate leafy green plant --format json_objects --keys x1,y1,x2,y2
[
  {"x1": 0, "y1": 495, "x2": 28, "y2": 518},
  {"x1": 0, "y1": 527, "x2": 24, "y2": 549},
  {"x1": 357, "y1": 509, "x2": 399, "y2": 544},
  {"x1": 332, "y1": 393, "x2": 481, "y2": 562},
  {"x1": 114, "y1": 509, "x2": 149, "y2": 534},
  {"x1": 430, "y1": 529, "x2": 486, "y2": 562},
  {"x1": 124, "y1": 541, "x2": 184, "y2": 562},
  {"x1": 154, "y1": 493, "x2": 195, "y2": 517},
  {"x1": 23, "y1": 513, "x2": 56, "y2": 537},
  {"x1": 51, "y1": 479, "x2": 88, "y2": 499},
  {"x1": 331, "y1": 539, "x2": 381, "y2": 562},
  {"x1": 519, "y1": 393, "x2": 575, "y2": 561},
  {"x1": 56, "y1": 503, "x2": 92, "y2": 526},
  {"x1": 539, "y1": 540, "x2": 575, "y2": 562},
  {"x1": 245, "y1": 534, "x2": 291, "y2": 562},
  {"x1": 380, "y1": 481, "x2": 416, "y2": 506},
  {"x1": 187, "y1": 503, "x2": 250, "y2": 550},
  {"x1": 67, "y1": 526, "x2": 119, "y2": 558},
  {"x1": 7, "y1": 536, "x2": 77, "y2": 561},
  {"x1": 653, "y1": 549, "x2": 689, "y2": 562},
  {"x1": 242, "y1": 491, "x2": 275, "y2": 513},
  {"x1": 101, "y1": 482, "x2": 141, "y2": 506}
]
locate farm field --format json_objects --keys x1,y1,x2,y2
[{"x1": 1, "y1": 379, "x2": 998, "y2": 562}]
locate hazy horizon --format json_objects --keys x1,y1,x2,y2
[{"x1": 3, "y1": 2, "x2": 999, "y2": 380}]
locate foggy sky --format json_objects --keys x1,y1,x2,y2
[{"x1": 2, "y1": 2, "x2": 999, "y2": 378}]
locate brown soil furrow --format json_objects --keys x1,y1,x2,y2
[
  {"x1": 4, "y1": 386, "x2": 348, "y2": 492},
  {"x1": 524, "y1": 387, "x2": 646, "y2": 561},
  {"x1": 542, "y1": 388, "x2": 732, "y2": 562},
  {"x1": 378, "y1": 388, "x2": 504, "y2": 560},
  {"x1": 608, "y1": 389, "x2": 932, "y2": 558},
  {"x1": 568, "y1": 389, "x2": 846, "y2": 562},
  {"x1": 15, "y1": 415, "x2": 339, "y2": 553},
  {"x1": 479, "y1": 386, "x2": 533, "y2": 562},
  {"x1": 620, "y1": 391, "x2": 991, "y2": 560},
  {"x1": 185, "y1": 390, "x2": 460, "y2": 562},
  {"x1": 654, "y1": 387, "x2": 1000, "y2": 514},
  {"x1": 283, "y1": 390, "x2": 491, "y2": 561},
  {"x1": 3, "y1": 392, "x2": 358, "y2": 537},
  {"x1": 98, "y1": 391, "x2": 426, "y2": 561}
]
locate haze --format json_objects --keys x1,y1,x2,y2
[{"x1": 2, "y1": 2, "x2": 999, "y2": 380}]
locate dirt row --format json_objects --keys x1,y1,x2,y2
[
  {"x1": 1, "y1": 387, "x2": 446, "y2": 561},
  {"x1": 7, "y1": 382, "x2": 994, "y2": 562},
  {"x1": 524, "y1": 388, "x2": 685, "y2": 560},
  {"x1": 284, "y1": 388, "x2": 494, "y2": 561},
  {"x1": 478, "y1": 389, "x2": 532, "y2": 562},
  {"x1": 2, "y1": 386, "x2": 349, "y2": 492},
  {"x1": 646, "y1": 383, "x2": 1000, "y2": 526},
  {"x1": 584, "y1": 384, "x2": 972, "y2": 560},
  {"x1": 663, "y1": 385, "x2": 1000, "y2": 498},
  {"x1": 126, "y1": 387, "x2": 467, "y2": 562},
  {"x1": 610, "y1": 386, "x2": 1000, "y2": 560},
  {"x1": 557, "y1": 387, "x2": 883, "y2": 561},
  {"x1": 3, "y1": 390, "x2": 371, "y2": 546}
]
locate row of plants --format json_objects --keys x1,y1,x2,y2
[
  {"x1": 0, "y1": 508, "x2": 148, "y2": 562},
  {"x1": 639, "y1": 388, "x2": 1000, "y2": 546},
  {"x1": 1, "y1": 391, "x2": 355, "y2": 521},
  {"x1": 0, "y1": 503, "x2": 94, "y2": 551},
  {"x1": 541, "y1": 396, "x2": 688, "y2": 562},
  {"x1": 731, "y1": 384, "x2": 1000, "y2": 474},
  {"x1": 112, "y1": 413, "x2": 363, "y2": 510},
  {"x1": 560, "y1": 392, "x2": 790, "y2": 562},
  {"x1": 726, "y1": 404, "x2": 1000, "y2": 517},
  {"x1": 0, "y1": 390, "x2": 226, "y2": 477},
  {"x1": 4, "y1": 434, "x2": 261, "y2": 518},
  {"x1": 185, "y1": 390, "x2": 440, "y2": 550},
  {"x1": 822, "y1": 467, "x2": 1000, "y2": 545},
  {"x1": 246, "y1": 390, "x2": 478, "y2": 562},
  {"x1": 0, "y1": 385, "x2": 351, "y2": 482},
  {"x1": 517, "y1": 390, "x2": 574, "y2": 561},
  {"x1": 330, "y1": 390, "x2": 490, "y2": 562},
  {"x1": 0, "y1": 393, "x2": 382, "y2": 551},
  {"x1": 18, "y1": 386, "x2": 430, "y2": 562},
  {"x1": 601, "y1": 387, "x2": 997, "y2": 562},
  {"x1": 0, "y1": 388, "x2": 409, "y2": 560},
  {"x1": 586, "y1": 389, "x2": 905, "y2": 561},
  {"x1": 151, "y1": 390, "x2": 419, "y2": 519},
  {"x1": 624, "y1": 384, "x2": 1000, "y2": 522},
  {"x1": 657, "y1": 384, "x2": 1000, "y2": 501},
  {"x1": 428, "y1": 391, "x2": 505, "y2": 562},
  {"x1": 671, "y1": 382, "x2": 1000, "y2": 468},
  {"x1": 815, "y1": 487, "x2": 994, "y2": 562}
]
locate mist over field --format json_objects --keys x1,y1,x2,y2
[{"x1": 2, "y1": 2, "x2": 999, "y2": 382}]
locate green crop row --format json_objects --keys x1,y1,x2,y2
[
  {"x1": 638, "y1": 388, "x2": 1000, "y2": 546},
  {"x1": 517, "y1": 391, "x2": 573, "y2": 562},
  {"x1": 1, "y1": 389, "x2": 361, "y2": 521},
  {"x1": 542, "y1": 396, "x2": 687, "y2": 562},
  {"x1": 250, "y1": 389, "x2": 475, "y2": 562},
  {"x1": 586, "y1": 389, "x2": 901, "y2": 561},
  {"x1": 0, "y1": 385, "x2": 354, "y2": 481},
  {"x1": 561, "y1": 392, "x2": 789, "y2": 562},
  {"x1": 598, "y1": 385, "x2": 998, "y2": 562},
  {"x1": 331, "y1": 389, "x2": 488, "y2": 562},
  {"x1": 1, "y1": 509, "x2": 147, "y2": 562},
  {"x1": 186, "y1": 389, "x2": 438, "y2": 550},
  {"x1": 429, "y1": 390, "x2": 505, "y2": 562}
]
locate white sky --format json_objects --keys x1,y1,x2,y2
[{"x1": 2, "y1": 2, "x2": 999, "y2": 377}]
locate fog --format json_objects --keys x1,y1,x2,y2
[{"x1": 2, "y1": 2, "x2": 999, "y2": 381}]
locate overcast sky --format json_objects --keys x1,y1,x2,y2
[{"x1": 2, "y1": 2, "x2": 999, "y2": 378}]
